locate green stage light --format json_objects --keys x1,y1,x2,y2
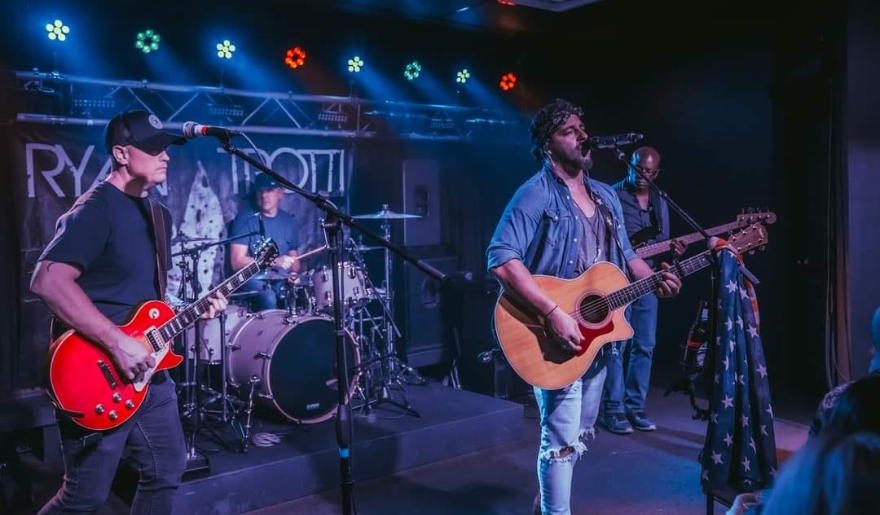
[
  {"x1": 46, "y1": 20, "x2": 70, "y2": 42},
  {"x1": 456, "y1": 69, "x2": 470, "y2": 84},
  {"x1": 217, "y1": 40, "x2": 236, "y2": 59},
  {"x1": 135, "y1": 29, "x2": 161, "y2": 54},
  {"x1": 347, "y1": 56, "x2": 363, "y2": 73},
  {"x1": 404, "y1": 61, "x2": 421, "y2": 81}
]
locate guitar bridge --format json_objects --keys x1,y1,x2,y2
[{"x1": 97, "y1": 360, "x2": 118, "y2": 389}]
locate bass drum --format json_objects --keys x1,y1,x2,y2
[{"x1": 226, "y1": 311, "x2": 360, "y2": 424}]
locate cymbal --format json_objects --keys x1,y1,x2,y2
[
  {"x1": 254, "y1": 267, "x2": 292, "y2": 281},
  {"x1": 171, "y1": 235, "x2": 216, "y2": 244},
  {"x1": 228, "y1": 291, "x2": 259, "y2": 299},
  {"x1": 352, "y1": 207, "x2": 421, "y2": 220},
  {"x1": 349, "y1": 244, "x2": 383, "y2": 252}
]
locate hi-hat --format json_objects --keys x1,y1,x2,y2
[
  {"x1": 352, "y1": 204, "x2": 421, "y2": 220},
  {"x1": 349, "y1": 244, "x2": 383, "y2": 252},
  {"x1": 254, "y1": 266, "x2": 292, "y2": 281},
  {"x1": 171, "y1": 235, "x2": 216, "y2": 245}
]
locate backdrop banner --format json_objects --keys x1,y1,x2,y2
[{"x1": 10, "y1": 122, "x2": 354, "y2": 388}]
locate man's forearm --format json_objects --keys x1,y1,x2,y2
[
  {"x1": 31, "y1": 262, "x2": 125, "y2": 352},
  {"x1": 491, "y1": 259, "x2": 557, "y2": 319}
]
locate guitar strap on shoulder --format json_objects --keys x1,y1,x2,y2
[{"x1": 147, "y1": 198, "x2": 169, "y2": 300}]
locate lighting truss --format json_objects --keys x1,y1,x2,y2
[{"x1": 10, "y1": 70, "x2": 526, "y2": 142}]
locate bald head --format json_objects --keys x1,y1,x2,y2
[
  {"x1": 631, "y1": 146, "x2": 661, "y2": 168},
  {"x1": 627, "y1": 146, "x2": 661, "y2": 191}
]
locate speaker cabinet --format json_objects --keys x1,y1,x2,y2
[
  {"x1": 443, "y1": 273, "x2": 530, "y2": 399},
  {"x1": 393, "y1": 253, "x2": 457, "y2": 368},
  {"x1": 401, "y1": 159, "x2": 440, "y2": 246}
]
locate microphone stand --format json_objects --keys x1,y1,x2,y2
[{"x1": 215, "y1": 135, "x2": 446, "y2": 515}]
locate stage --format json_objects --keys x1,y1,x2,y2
[{"x1": 111, "y1": 382, "x2": 524, "y2": 515}]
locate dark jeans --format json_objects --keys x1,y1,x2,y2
[
  {"x1": 37, "y1": 377, "x2": 186, "y2": 515},
  {"x1": 240, "y1": 277, "x2": 281, "y2": 312},
  {"x1": 603, "y1": 293, "x2": 659, "y2": 415}
]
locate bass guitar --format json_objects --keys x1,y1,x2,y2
[
  {"x1": 46, "y1": 239, "x2": 279, "y2": 431},
  {"x1": 635, "y1": 211, "x2": 775, "y2": 260},
  {"x1": 493, "y1": 224, "x2": 768, "y2": 390}
]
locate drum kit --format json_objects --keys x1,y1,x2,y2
[{"x1": 172, "y1": 204, "x2": 424, "y2": 453}]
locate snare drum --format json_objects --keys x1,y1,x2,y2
[
  {"x1": 226, "y1": 311, "x2": 360, "y2": 424},
  {"x1": 311, "y1": 262, "x2": 371, "y2": 312},
  {"x1": 184, "y1": 306, "x2": 250, "y2": 363}
]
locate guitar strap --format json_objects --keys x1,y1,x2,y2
[{"x1": 146, "y1": 198, "x2": 169, "y2": 300}]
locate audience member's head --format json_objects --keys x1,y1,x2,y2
[
  {"x1": 761, "y1": 431, "x2": 880, "y2": 515},
  {"x1": 823, "y1": 375, "x2": 880, "y2": 435}
]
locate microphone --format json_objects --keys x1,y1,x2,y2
[
  {"x1": 181, "y1": 121, "x2": 241, "y2": 140},
  {"x1": 589, "y1": 132, "x2": 644, "y2": 149}
]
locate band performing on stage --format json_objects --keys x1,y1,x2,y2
[
  {"x1": 8, "y1": 0, "x2": 880, "y2": 512},
  {"x1": 22, "y1": 101, "x2": 777, "y2": 515}
]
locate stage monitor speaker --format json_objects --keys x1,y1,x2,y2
[
  {"x1": 402, "y1": 159, "x2": 440, "y2": 246},
  {"x1": 394, "y1": 253, "x2": 458, "y2": 368},
  {"x1": 444, "y1": 273, "x2": 529, "y2": 399}
]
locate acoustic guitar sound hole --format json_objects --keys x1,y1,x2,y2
[{"x1": 577, "y1": 294, "x2": 609, "y2": 324}]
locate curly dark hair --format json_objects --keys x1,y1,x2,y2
[{"x1": 528, "y1": 98, "x2": 584, "y2": 162}]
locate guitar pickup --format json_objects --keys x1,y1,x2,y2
[{"x1": 97, "y1": 360, "x2": 118, "y2": 389}]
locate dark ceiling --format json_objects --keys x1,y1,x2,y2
[{"x1": 307, "y1": 0, "x2": 608, "y2": 34}]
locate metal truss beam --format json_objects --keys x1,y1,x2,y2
[{"x1": 11, "y1": 70, "x2": 526, "y2": 142}]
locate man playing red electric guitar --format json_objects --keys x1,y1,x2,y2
[{"x1": 30, "y1": 110, "x2": 227, "y2": 514}]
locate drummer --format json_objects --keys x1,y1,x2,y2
[{"x1": 229, "y1": 173, "x2": 301, "y2": 311}]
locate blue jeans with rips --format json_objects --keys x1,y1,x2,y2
[
  {"x1": 602, "y1": 293, "x2": 659, "y2": 415},
  {"x1": 37, "y1": 377, "x2": 186, "y2": 515},
  {"x1": 535, "y1": 353, "x2": 609, "y2": 515}
]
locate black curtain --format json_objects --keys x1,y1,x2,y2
[{"x1": 1, "y1": 65, "x2": 21, "y2": 395}]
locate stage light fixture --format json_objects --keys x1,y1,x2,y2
[
  {"x1": 456, "y1": 69, "x2": 470, "y2": 84},
  {"x1": 500, "y1": 72, "x2": 517, "y2": 91},
  {"x1": 347, "y1": 56, "x2": 363, "y2": 73},
  {"x1": 285, "y1": 46, "x2": 307, "y2": 70},
  {"x1": 404, "y1": 61, "x2": 422, "y2": 81},
  {"x1": 135, "y1": 29, "x2": 161, "y2": 54},
  {"x1": 216, "y1": 40, "x2": 236, "y2": 59},
  {"x1": 45, "y1": 20, "x2": 70, "y2": 42}
]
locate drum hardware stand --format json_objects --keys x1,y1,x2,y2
[
  {"x1": 172, "y1": 232, "x2": 259, "y2": 463},
  {"x1": 215, "y1": 134, "x2": 447, "y2": 515},
  {"x1": 237, "y1": 376, "x2": 260, "y2": 453},
  {"x1": 171, "y1": 243, "x2": 211, "y2": 474},
  {"x1": 347, "y1": 233, "x2": 423, "y2": 418}
]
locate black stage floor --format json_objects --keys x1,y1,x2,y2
[{"x1": 110, "y1": 382, "x2": 523, "y2": 515}]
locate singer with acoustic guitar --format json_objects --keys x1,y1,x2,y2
[
  {"x1": 486, "y1": 99, "x2": 681, "y2": 515},
  {"x1": 30, "y1": 110, "x2": 228, "y2": 514},
  {"x1": 229, "y1": 172, "x2": 301, "y2": 311}
]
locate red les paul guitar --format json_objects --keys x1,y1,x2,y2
[{"x1": 46, "y1": 239, "x2": 279, "y2": 431}]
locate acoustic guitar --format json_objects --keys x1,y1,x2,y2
[{"x1": 493, "y1": 224, "x2": 769, "y2": 390}]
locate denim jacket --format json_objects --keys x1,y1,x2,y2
[{"x1": 487, "y1": 164, "x2": 638, "y2": 279}]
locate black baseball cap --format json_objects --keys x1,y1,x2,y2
[
  {"x1": 254, "y1": 173, "x2": 281, "y2": 190},
  {"x1": 103, "y1": 110, "x2": 186, "y2": 154}
]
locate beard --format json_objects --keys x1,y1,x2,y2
[{"x1": 581, "y1": 154, "x2": 593, "y2": 171}]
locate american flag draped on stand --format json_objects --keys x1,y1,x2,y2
[{"x1": 700, "y1": 248, "x2": 777, "y2": 492}]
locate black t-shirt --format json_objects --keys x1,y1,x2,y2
[{"x1": 39, "y1": 181, "x2": 172, "y2": 333}]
